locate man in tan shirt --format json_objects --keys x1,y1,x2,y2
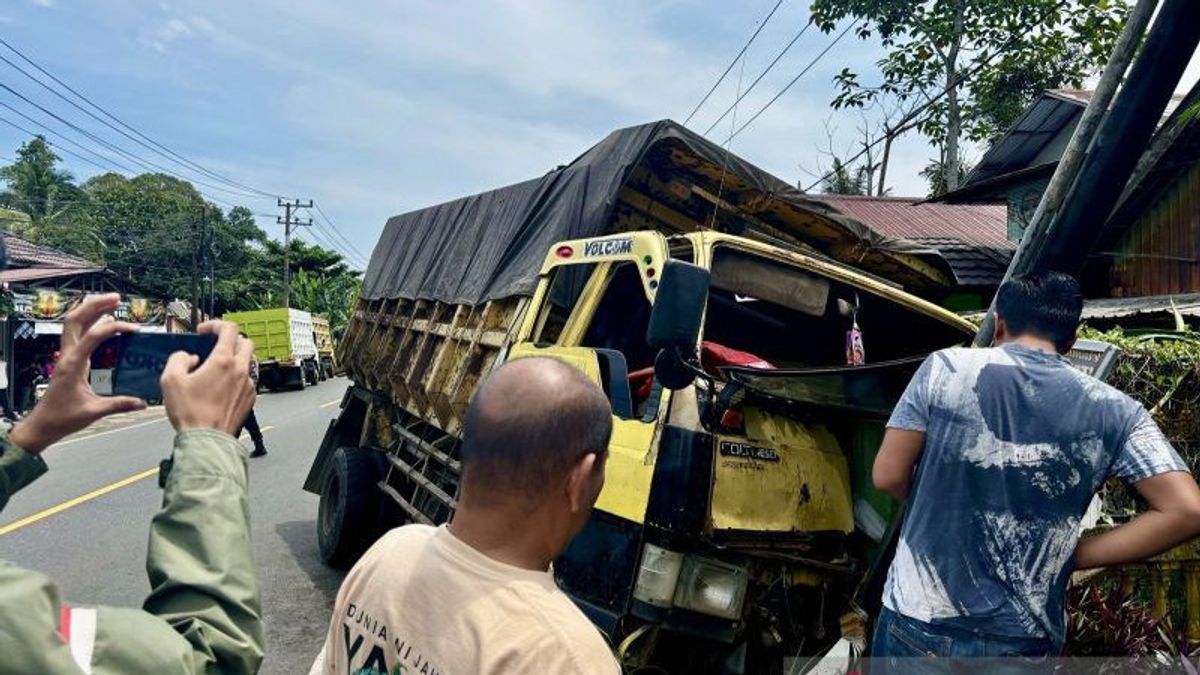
[{"x1": 321, "y1": 357, "x2": 620, "y2": 675}]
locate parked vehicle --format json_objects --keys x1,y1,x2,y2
[
  {"x1": 304, "y1": 121, "x2": 976, "y2": 673},
  {"x1": 224, "y1": 308, "x2": 320, "y2": 391},
  {"x1": 312, "y1": 315, "x2": 337, "y2": 380}
]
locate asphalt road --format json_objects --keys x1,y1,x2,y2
[{"x1": 0, "y1": 376, "x2": 351, "y2": 675}]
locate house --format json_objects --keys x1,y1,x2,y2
[
  {"x1": 1, "y1": 231, "x2": 108, "y2": 291},
  {"x1": 0, "y1": 232, "x2": 186, "y2": 411},
  {"x1": 938, "y1": 84, "x2": 1200, "y2": 327}
]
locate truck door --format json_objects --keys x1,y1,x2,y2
[{"x1": 510, "y1": 232, "x2": 671, "y2": 631}]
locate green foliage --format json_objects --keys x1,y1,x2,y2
[
  {"x1": 810, "y1": 0, "x2": 1129, "y2": 192},
  {"x1": 0, "y1": 137, "x2": 90, "y2": 236},
  {"x1": 919, "y1": 156, "x2": 973, "y2": 198},
  {"x1": 821, "y1": 157, "x2": 871, "y2": 195},
  {"x1": 0, "y1": 136, "x2": 363, "y2": 328},
  {"x1": 1079, "y1": 325, "x2": 1200, "y2": 519},
  {"x1": 291, "y1": 268, "x2": 360, "y2": 338}
]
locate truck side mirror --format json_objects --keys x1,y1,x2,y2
[{"x1": 647, "y1": 260, "x2": 710, "y2": 390}]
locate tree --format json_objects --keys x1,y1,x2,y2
[
  {"x1": 810, "y1": 0, "x2": 1128, "y2": 193},
  {"x1": 0, "y1": 134, "x2": 364, "y2": 329},
  {"x1": 0, "y1": 137, "x2": 89, "y2": 236}
]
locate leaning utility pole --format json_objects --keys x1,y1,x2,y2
[{"x1": 278, "y1": 197, "x2": 313, "y2": 309}]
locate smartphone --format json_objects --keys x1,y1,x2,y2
[{"x1": 106, "y1": 332, "x2": 218, "y2": 402}]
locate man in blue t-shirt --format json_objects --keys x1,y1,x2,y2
[{"x1": 871, "y1": 272, "x2": 1200, "y2": 662}]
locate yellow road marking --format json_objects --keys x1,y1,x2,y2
[
  {"x1": 0, "y1": 467, "x2": 159, "y2": 536},
  {"x1": 2, "y1": 425, "x2": 281, "y2": 536},
  {"x1": 319, "y1": 398, "x2": 341, "y2": 408}
]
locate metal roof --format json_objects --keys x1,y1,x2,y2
[
  {"x1": 963, "y1": 89, "x2": 1187, "y2": 188},
  {"x1": 811, "y1": 195, "x2": 1013, "y2": 287},
  {"x1": 1080, "y1": 293, "x2": 1200, "y2": 320},
  {"x1": 813, "y1": 195, "x2": 1011, "y2": 249}
]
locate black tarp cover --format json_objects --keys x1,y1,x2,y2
[{"x1": 361, "y1": 120, "x2": 942, "y2": 304}]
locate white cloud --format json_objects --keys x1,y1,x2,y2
[{"x1": 30, "y1": 0, "x2": 54, "y2": 7}]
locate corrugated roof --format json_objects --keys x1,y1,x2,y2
[
  {"x1": 0, "y1": 266, "x2": 102, "y2": 283},
  {"x1": 962, "y1": 89, "x2": 1187, "y2": 189},
  {"x1": 3, "y1": 232, "x2": 97, "y2": 270},
  {"x1": 813, "y1": 195, "x2": 1012, "y2": 249},
  {"x1": 1081, "y1": 293, "x2": 1200, "y2": 320}
]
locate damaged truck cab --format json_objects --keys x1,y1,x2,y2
[
  {"x1": 519, "y1": 230, "x2": 972, "y2": 671},
  {"x1": 307, "y1": 227, "x2": 973, "y2": 673}
]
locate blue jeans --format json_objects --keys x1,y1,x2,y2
[{"x1": 870, "y1": 608, "x2": 1057, "y2": 674}]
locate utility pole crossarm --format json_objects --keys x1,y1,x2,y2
[{"x1": 278, "y1": 197, "x2": 314, "y2": 309}]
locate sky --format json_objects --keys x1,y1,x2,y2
[{"x1": 0, "y1": 0, "x2": 1197, "y2": 270}]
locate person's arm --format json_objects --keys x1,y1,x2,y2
[
  {"x1": 141, "y1": 428, "x2": 263, "y2": 673},
  {"x1": 1074, "y1": 409, "x2": 1200, "y2": 570},
  {"x1": 873, "y1": 355, "x2": 936, "y2": 500},
  {"x1": 0, "y1": 432, "x2": 47, "y2": 512},
  {"x1": 1075, "y1": 471, "x2": 1200, "y2": 569},
  {"x1": 874, "y1": 429, "x2": 926, "y2": 501},
  {"x1": 139, "y1": 320, "x2": 263, "y2": 673}
]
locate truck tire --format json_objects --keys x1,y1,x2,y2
[{"x1": 318, "y1": 446, "x2": 379, "y2": 567}]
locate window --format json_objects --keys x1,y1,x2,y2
[
  {"x1": 533, "y1": 263, "x2": 596, "y2": 345},
  {"x1": 703, "y1": 246, "x2": 967, "y2": 369}
]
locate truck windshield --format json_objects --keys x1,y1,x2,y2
[{"x1": 703, "y1": 246, "x2": 967, "y2": 369}]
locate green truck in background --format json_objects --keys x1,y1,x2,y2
[
  {"x1": 223, "y1": 308, "x2": 321, "y2": 390},
  {"x1": 312, "y1": 315, "x2": 338, "y2": 380}
]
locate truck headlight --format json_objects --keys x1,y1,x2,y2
[
  {"x1": 633, "y1": 544, "x2": 683, "y2": 607},
  {"x1": 672, "y1": 556, "x2": 748, "y2": 620}
]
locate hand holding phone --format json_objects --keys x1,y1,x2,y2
[
  {"x1": 161, "y1": 321, "x2": 256, "y2": 437},
  {"x1": 9, "y1": 294, "x2": 147, "y2": 454},
  {"x1": 110, "y1": 332, "x2": 218, "y2": 403}
]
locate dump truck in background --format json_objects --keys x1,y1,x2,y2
[
  {"x1": 312, "y1": 315, "x2": 337, "y2": 380},
  {"x1": 303, "y1": 120, "x2": 978, "y2": 673},
  {"x1": 224, "y1": 307, "x2": 321, "y2": 391}
]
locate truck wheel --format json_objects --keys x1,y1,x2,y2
[{"x1": 318, "y1": 446, "x2": 380, "y2": 567}]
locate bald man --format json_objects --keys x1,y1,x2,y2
[{"x1": 320, "y1": 357, "x2": 620, "y2": 675}]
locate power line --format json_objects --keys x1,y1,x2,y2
[
  {"x1": 723, "y1": 19, "x2": 859, "y2": 144},
  {"x1": 0, "y1": 36, "x2": 282, "y2": 199},
  {"x1": 0, "y1": 80, "x2": 267, "y2": 198},
  {"x1": 683, "y1": 0, "x2": 787, "y2": 125},
  {"x1": 0, "y1": 102, "x2": 139, "y2": 173},
  {"x1": 0, "y1": 112, "x2": 125, "y2": 174},
  {"x1": 702, "y1": 18, "x2": 814, "y2": 136},
  {"x1": 0, "y1": 40, "x2": 362, "y2": 263},
  {"x1": 309, "y1": 202, "x2": 368, "y2": 264}
]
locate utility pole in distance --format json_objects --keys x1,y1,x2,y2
[
  {"x1": 278, "y1": 197, "x2": 313, "y2": 309},
  {"x1": 190, "y1": 205, "x2": 208, "y2": 327}
]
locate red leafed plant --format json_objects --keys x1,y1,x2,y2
[{"x1": 1064, "y1": 583, "x2": 1180, "y2": 657}]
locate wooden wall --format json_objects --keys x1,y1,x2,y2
[{"x1": 1108, "y1": 163, "x2": 1200, "y2": 297}]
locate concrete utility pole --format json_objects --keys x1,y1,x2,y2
[{"x1": 278, "y1": 197, "x2": 313, "y2": 309}]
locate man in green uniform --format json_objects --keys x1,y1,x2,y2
[{"x1": 0, "y1": 292, "x2": 263, "y2": 674}]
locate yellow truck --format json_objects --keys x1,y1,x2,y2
[
  {"x1": 303, "y1": 121, "x2": 974, "y2": 673},
  {"x1": 223, "y1": 307, "x2": 321, "y2": 391},
  {"x1": 312, "y1": 315, "x2": 337, "y2": 380}
]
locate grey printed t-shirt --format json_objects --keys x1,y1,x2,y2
[{"x1": 882, "y1": 343, "x2": 1186, "y2": 643}]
